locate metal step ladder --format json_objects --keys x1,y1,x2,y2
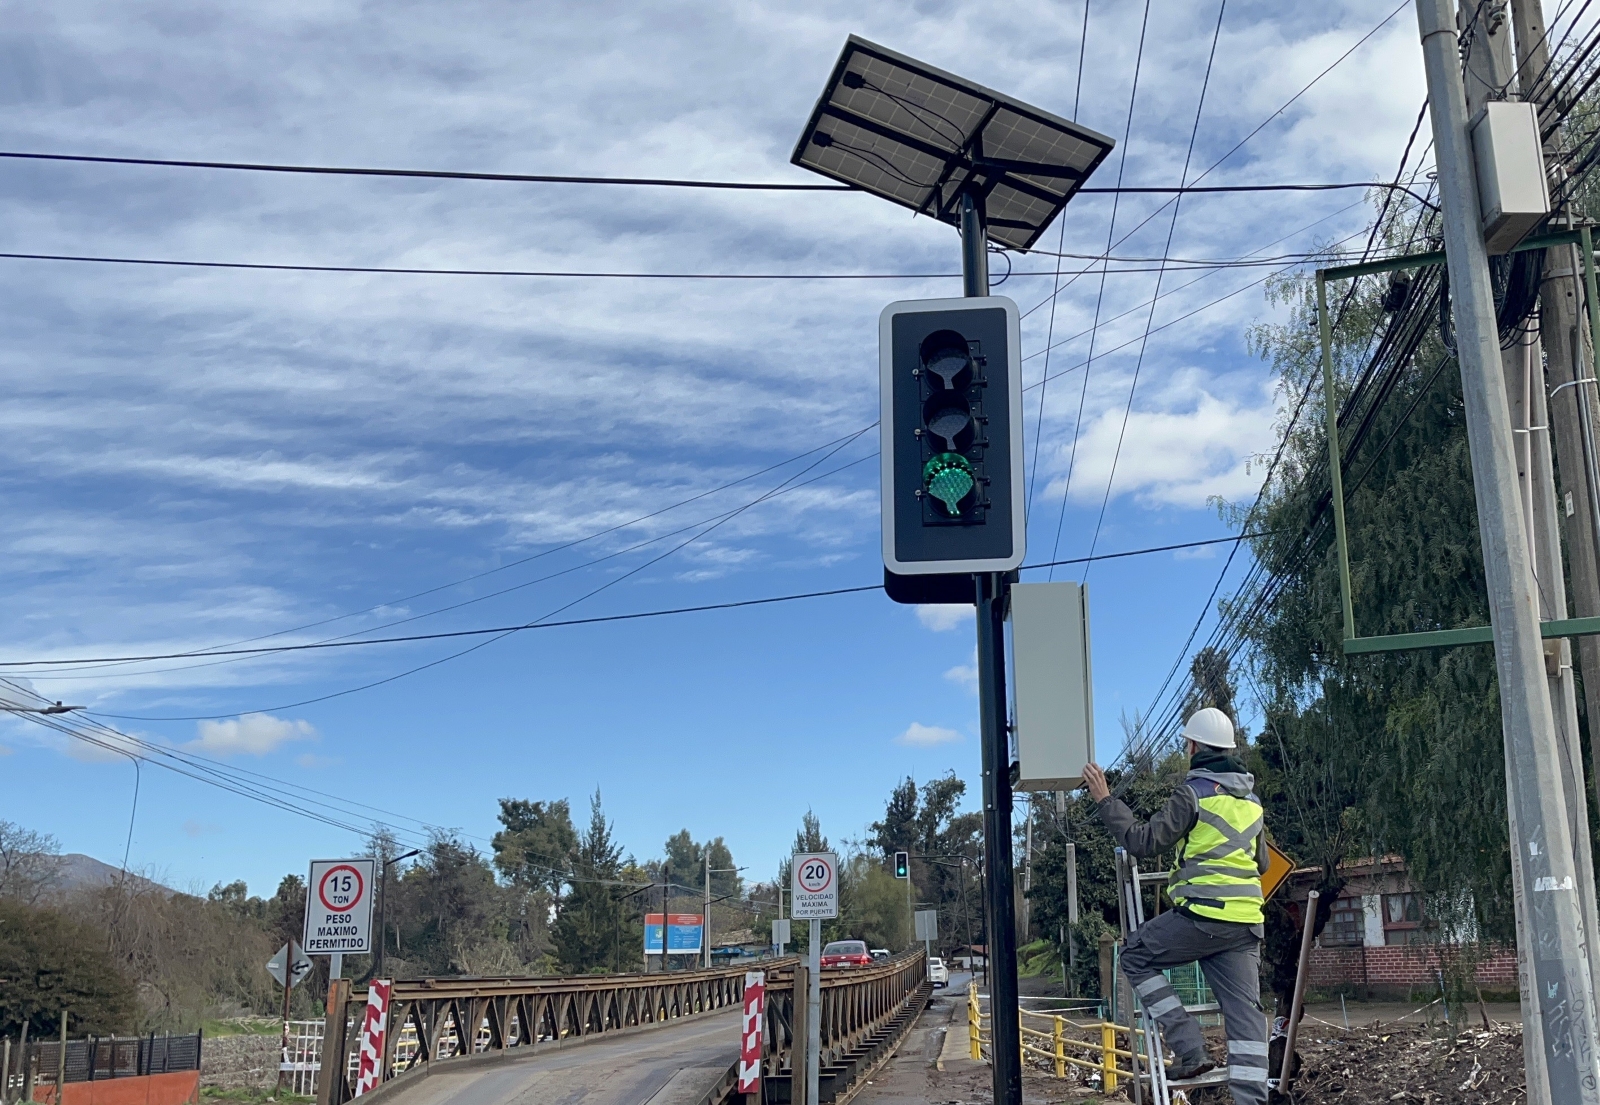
[{"x1": 1115, "y1": 847, "x2": 1172, "y2": 1105}]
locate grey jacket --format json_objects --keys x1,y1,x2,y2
[{"x1": 1095, "y1": 768, "x2": 1269, "y2": 876}]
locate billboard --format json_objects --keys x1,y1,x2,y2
[{"x1": 644, "y1": 913, "x2": 704, "y2": 955}]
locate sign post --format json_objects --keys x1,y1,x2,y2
[
  {"x1": 267, "y1": 941, "x2": 313, "y2": 1094},
  {"x1": 791, "y1": 852, "x2": 838, "y2": 1105},
  {"x1": 305, "y1": 859, "x2": 377, "y2": 982}
]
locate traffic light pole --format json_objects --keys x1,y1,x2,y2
[{"x1": 962, "y1": 189, "x2": 1023, "y2": 1105}]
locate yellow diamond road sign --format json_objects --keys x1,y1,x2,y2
[{"x1": 1261, "y1": 841, "x2": 1296, "y2": 903}]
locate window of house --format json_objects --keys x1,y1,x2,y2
[
  {"x1": 1321, "y1": 897, "x2": 1364, "y2": 947},
  {"x1": 1383, "y1": 892, "x2": 1425, "y2": 945}
]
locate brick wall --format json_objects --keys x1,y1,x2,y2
[{"x1": 1307, "y1": 944, "x2": 1517, "y2": 990}]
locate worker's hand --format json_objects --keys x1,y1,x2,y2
[{"x1": 1082, "y1": 762, "x2": 1110, "y2": 802}]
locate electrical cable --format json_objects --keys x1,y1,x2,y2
[{"x1": 1080, "y1": 0, "x2": 1225, "y2": 585}]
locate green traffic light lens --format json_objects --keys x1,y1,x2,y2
[{"x1": 923, "y1": 453, "x2": 975, "y2": 515}]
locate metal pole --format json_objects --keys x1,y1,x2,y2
[
  {"x1": 277, "y1": 970, "x2": 292, "y2": 1095},
  {"x1": 661, "y1": 866, "x2": 671, "y2": 975},
  {"x1": 1065, "y1": 843, "x2": 1078, "y2": 998},
  {"x1": 777, "y1": 884, "x2": 786, "y2": 958},
  {"x1": 704, "y1": 854, "x2": 711, "y2": 970},
  {"x1": 1315, "y1": 272, "x2": 1357, "y2": 639},
  {"x1": 1022, "y1": 803, "x2": 1034, "y2": 944},
  {"x1": 375, "y1": 863, "x2": 389, "y2": 981},
  {"x1": 806, "y1": 917, "x2": 821, "y2": 1105},
  {"x1": 962, "y1": 184, "x2": 1020, "y2": 1105},
  {"x1": 976, "y1": 570, "x2": 1021, "y2": 1105},
  {"x1": 1416, "y1": 3, "x2": 1600, "y2": 1101}
]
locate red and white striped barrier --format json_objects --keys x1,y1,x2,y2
[
  {"x1": 738, "y1": 971, "x2": 765, "y2": 1095},
  {"x1": 353, "y1": 979, "x2": 392, "y2": 1097}
]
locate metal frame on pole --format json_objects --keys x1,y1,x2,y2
[{"x1": 964, "y1": 188, "x2": 1023, "y2": 1105}]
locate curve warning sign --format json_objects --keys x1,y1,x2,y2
[{"x1": 304, "y1": 858, "x2": 377, "y2": 954}]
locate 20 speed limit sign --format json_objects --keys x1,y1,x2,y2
[
  {"x1": 304, "y1": 858, "x2": 377, "y2": 954},
  {"x1": 791, "y1": 852, "x2": 839, "y2": 919}
]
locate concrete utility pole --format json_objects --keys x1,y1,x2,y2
[
  {"x1": 1417, "y1": 2, "x2": 1600, "y2": 1100},
  {"x1": 1477, "y1": 0, "x2": 1600, "y2": 1004}
]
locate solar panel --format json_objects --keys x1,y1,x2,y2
[{"x1": 792, "y1": 36, "x2": 1116, "y2": 251}]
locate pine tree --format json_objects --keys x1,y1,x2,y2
[{"x1": 552, "y1": 791, "x2": 633, "y2": 973}]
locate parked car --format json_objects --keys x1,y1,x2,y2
[
  {"x1": 928, "y1": 957, "x2": 949, "y2": 987},
  {"x1": 870, "y1": 948, "x2": 891, "y2": 961},
  {"x1": 819, "y1": 940, "x2": 873, "y2": 968}
]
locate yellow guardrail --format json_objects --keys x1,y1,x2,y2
[{"x1": 967, "y1": 980, "x2": 1156, "y2": 1091}]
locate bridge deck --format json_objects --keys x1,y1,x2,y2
[{"x1": 378, "y1": 1007, "x2": 740, "y2": 1105}]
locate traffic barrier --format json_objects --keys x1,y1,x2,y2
[{"x1": 965, "y1": 980, "x2": 1145, "y2": 1091}]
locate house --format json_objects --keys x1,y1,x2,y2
[
  {"x1": 950, "y1": 944, "x2": 987, "y2": 971},
  {"x1": 1284, "y1": 855, "x2": 1517, "y2": 999}
]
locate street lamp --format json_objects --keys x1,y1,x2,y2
[
  {"x1": 372, "y1": 849, "x2": 420, "y2": 980},
  {"x1": 704, "y1": 861, "x2": 746, "y2": 968},
  {"x1": 1, "y1": 701, "x2": 83, "y2": 714}
]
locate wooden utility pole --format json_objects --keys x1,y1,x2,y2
[{"x1": 1418, "y1": 2, "x2": 1600, "y2": 1100}]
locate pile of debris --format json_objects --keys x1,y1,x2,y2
[{"x1": 1281, "y1": 1022, "x2": 1524, "y2": 1104}]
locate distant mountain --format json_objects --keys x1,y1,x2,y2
[{"x1": 48, "y1": 853, "x2": 173, "y2": 897}]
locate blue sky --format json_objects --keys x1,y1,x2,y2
[{"x1": 0, "y1": 0, "x2": 1429, "y2": 897}]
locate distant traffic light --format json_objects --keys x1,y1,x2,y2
[
  {"x1": 894, "y1": 851, "x2": 910, "y2": 879},
  {"x1": 880, "y1": 297, "x2": 1024, "y2": 592}
]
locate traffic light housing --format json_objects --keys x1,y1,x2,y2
[
  {"x1": 894, "y1": 851, "x2": 910, "y2": 879},
  {"x1": 880, "y1": 297, "x2": 1025, "y2": 586}
]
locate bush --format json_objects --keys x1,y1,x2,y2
[{"x1": 0, "y1": 898, "x2": 137, "y2": 1035}]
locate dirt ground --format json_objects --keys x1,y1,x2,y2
[{"x1": 850, "y1": 994, "x2": 1529, "y2": 1105}]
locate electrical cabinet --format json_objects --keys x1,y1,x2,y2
[
  {"x1": 1471, "y1": 101, "x2": 1550, "y2": 254},
  {"x1": 1009, "y1": 581, "x2": 1095, "y2": 791}
]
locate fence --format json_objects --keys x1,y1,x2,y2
[
  {"x1": 1, "y1": 1033, "x2": 202, "y2": 1103},
  {"x1": 968, "y1": 981, "x2": 1146, "y2": 1093}
]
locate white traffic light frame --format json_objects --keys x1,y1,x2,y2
[{"x1": 880, "y1": 296, "x2": 1025, "y2": 575}]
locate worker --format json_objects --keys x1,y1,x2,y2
[{"x1": 1082, "y1": 706, "x2": 1269, "y2": 1104}]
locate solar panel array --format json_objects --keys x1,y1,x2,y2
[{"x1": 792, "y1": 37, "x2": 1115, "y2": 250}]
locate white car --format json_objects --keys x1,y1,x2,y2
[{"x1": 928, "y1": 957, "x2": 949, "y2": 987}]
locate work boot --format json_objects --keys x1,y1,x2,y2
[{"x1": 1168, "y1": 1054, "x2": 1216, "y2": 1081}]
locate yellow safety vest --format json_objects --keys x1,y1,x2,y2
[{"x1": 1167, "y1": 776, "x2": 1265, "y2": 925}]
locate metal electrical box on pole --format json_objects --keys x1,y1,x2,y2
[{"x1": 1009, "y1": 581, "x2": 1096, "y2": 790}]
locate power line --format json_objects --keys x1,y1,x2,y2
[{"x1": 6, "y1": 532, "x2": 1265, "y2": 673}]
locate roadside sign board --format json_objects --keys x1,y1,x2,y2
[
  {"x1": 266, "y1": 940, "x2": 313, "y2": 989},
  {"x1": 791, "y1": 852, "x2": 839, "y2": 920},
  {"x1": 1262, "y1": 841, "x2": 1296, "y2": 903},
  {"x1": 644, "y1": 913, "x2": 704, "y2": 955},
  {"x1": 914, "y1": 910, "x2": 939, "y2": 942},
  {"x1": 771, "y1": 918, "x2": 791, "y2": 947},
  {"x1": 304, "y1": 858, "x2": 377, "y2": 954}
]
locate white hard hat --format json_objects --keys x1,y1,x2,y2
[{"x1": 1181, "y1": 707, "x2": 1236, "y2": 750}]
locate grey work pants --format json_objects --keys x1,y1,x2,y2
[{"x1": 1120, "y1": 910, "x2": 1268, "y2": 1105}]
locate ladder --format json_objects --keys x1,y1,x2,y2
[{"x1": 1115, "y1": 847, "x2": 1172, "y2": 1105}]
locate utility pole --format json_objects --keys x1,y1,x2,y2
[
  {"x1": 962, "y1": 188, "x2": 1023, "y2": 1105},
  {"x1": 704, "y1": 853, "x2": 711, "y2": 970},
  {"x1": 1474, "y1": 0, "x2": 1600, "y2": 1004},
  {"x1": 1417, "y1": 3, "x2": 1600, "y2": 1100}
]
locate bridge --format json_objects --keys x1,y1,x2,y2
[{"x1": 315, "y1": 953, "x2": 929, "y2": 1105}]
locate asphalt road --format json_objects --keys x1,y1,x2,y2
[{"x1": 378, "y1": 1007, "x2": 741, "y2": 1105}]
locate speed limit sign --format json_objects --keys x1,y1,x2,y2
[{"x1": 791, "y1": 852, "x2": 839, "y2": 919}]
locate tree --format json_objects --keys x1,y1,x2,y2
[
  {"x1": 394, "y1": 833, "x2": 508, "y2": 976},
  {"x1": 492, "y1": 798, "x2": 579, "y2": 894},
  {"x1": 0, "y1": 820, "x2": 61, "y2": 905},
  {"x1": 0, "y1": 899, "x2": 136, "y2": 1035},
  {"x1": 553, "y1": 791, "x2": 637, "y2": 973}
]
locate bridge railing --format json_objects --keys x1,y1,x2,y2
[{"x1": 320, "y1": 950, "x2": 927, "y2": 1104}]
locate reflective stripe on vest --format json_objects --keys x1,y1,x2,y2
[{"x1": 1167, "y1": 781, "x2": 1264, "y2": 924}]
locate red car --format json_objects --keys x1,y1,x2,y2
[{"x1": 820, "y1": 940, "x2": 873, "y2": 968}]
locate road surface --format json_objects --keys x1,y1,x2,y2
[{"x1": 378, "y1": 1007, "x2": 740, "y2": 1105}]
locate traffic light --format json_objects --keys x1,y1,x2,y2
[
  {"x1": 880, "y1": 297, "x2": 1025, "y2": 592},
  {"x1": 894, "y1": 851, "x2": 910, "y2": 879}
]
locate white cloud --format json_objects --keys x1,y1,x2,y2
[
  {"x1": 944, "y1": 648, "x2": 978, "y2": 694},
  {"x1": 916, "y1": 605, "x2": 970, "y2": 632},
  {"x1": 896, "y1": 722, "x2": 962, "y2": 747},
  {"x1": 190, "y1": 713, "x2": 316, "y2": 756}
]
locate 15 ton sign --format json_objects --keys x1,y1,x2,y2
[{"x1": 304, "y1": 858, "x2": 376, "y2": 954}]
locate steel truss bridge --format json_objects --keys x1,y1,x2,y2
[{"x1": 316, "y1": 952, "x2": 928, "y2": 1105}]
